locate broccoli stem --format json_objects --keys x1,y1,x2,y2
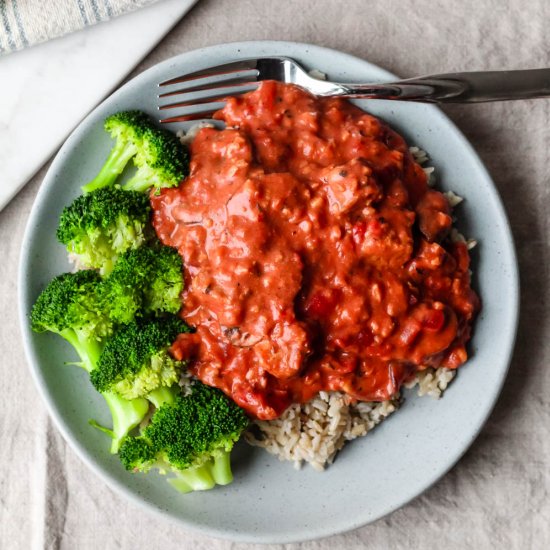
[
  {"x1": 60, "y1": 328, "x2": 102, "y2": 374},
  {"x1": 168, "y1": 465, "x2": 216, "y2": 493},
  {"x1": 60, "y1": 328, "x2": 149, "y2": 453},
  {"x1": 209, "y1": 451, "x2": 234, "y2": 486},
  {"x1": 166, "y1": 476, "x2": 194, "y2": 494},
  {"x1": 101, "y1": 392, "x2": 150, "y2": 453},
  {"x1": 165, "y1": 453, "x2": 233, "y2": 493},
  {"x1": 146, "y1": 385, "x2": 179, "y2": 409},
  {"x1": 123, "y1": 176, "x2": 152, "y2": 194},
  {"x1": 82, "y1": 142, "x2": 138, "y2": 193}
]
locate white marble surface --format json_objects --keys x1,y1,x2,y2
[
  {"x1": 0, "y1": 0, "x2": 197, "y2": 211},
  {"x1": 2, "y1": 0, "x2": 550, "y2": 548}
]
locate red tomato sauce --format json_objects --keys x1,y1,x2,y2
[{"x1": 151, "y1": 81, "x2": 480, "y2": 420}]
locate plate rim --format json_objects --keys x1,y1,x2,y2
[{"x1": 17, "y1": 39, "x2": 520, "y2": 543}]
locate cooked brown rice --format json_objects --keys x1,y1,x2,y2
[{"x1": 245, "y1": 367, "x2": 455, "y2": 471}]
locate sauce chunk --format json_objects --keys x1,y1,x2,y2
[{"x1": 151, "y1": 81, "x2": 480, "y2": 420}]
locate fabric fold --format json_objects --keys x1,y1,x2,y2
[{"x1": 31, "y1": 416, "x2": 70, "y2": 550}]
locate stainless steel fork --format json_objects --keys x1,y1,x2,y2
[{"x1": 157, "y1": 56, "x2": 550, "y2": 123}]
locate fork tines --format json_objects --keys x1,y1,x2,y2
[{"x1": 158, "y1": 59, "x2": 262, "y2": 123}]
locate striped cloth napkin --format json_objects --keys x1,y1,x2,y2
[{"x1": 0, "y1": 0, "x2": 161, "y2": 54}]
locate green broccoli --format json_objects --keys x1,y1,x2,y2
[
  {"x1": 56, "y1": 187, "x2": 152, "y2": 275},
  {"x1": 30, "y1": 270, "x2": 111, "y2": 366},
  {"x1": 119, "y1": 383, "x2": 249, "y2": 493},
  {"x1": 90, "y1": 316, "x2": 191, "y2": 401},
  {"x1": 30, "y1": 270, "x2": 149, "y2": 453},
  {"x1": 82, "y1": 110, "x2": 188, "y2": 194},
  {"x1": 100, "y1": 242, "x2": 184, "y2": 324},
  {"x1": 82, "y1": 111, "x2": 151, "y2": 193},
  {"x1": 123, "y1": 125, "x2": 188, "y2": 193},
  {"x1": 143, "y1": 244, "x2": 186, "y2": 314}
]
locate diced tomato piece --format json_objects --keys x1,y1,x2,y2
[
  {"x1": 421, "y1": 309, "x2": 446, "y2": 331},
  {"x1": 304, "y1": 288, "x2": 341, "y2": 318}
]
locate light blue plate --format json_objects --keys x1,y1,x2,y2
[{"x1": 18, "y1": 41, "x2": 519, "y2": 543}]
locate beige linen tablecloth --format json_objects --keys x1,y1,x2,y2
[{"x1": 2, "y1": 0, "x2": 549, "y2": 548}]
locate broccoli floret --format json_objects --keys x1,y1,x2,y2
[
  {"x1": 119, "y1": 383, "x2": 249, "y2": 493},
  {"x1": 123, "y1": 126, "x2": 188, "y2": 193},
  {"x1": 144, "y1": 244, "x2": 186, "y2": 314},
  {"x1": 90, "y1": 316, "x2": 190, "y2": 401},
  {"x1": 57, "y1": 187, "x2": 151, "y2": 275},
  {"x1": 31, "y1": 270, "x2": 112, "y2": 365},
  {"x1": 82, "y1": 111, "x2": 152, "y2": 193},
  {"x1": 100, "y1": 242, "x2": 184, "y2": 324},
  {"x1": 82, "y1": 110, "x2": 188, "y2": 194},
  {"x1": 30, "y1": 271, "x2": 149, "y2": 453}
]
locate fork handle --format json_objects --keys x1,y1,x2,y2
[{"x1": 335, "y1": 69, "x2": 550, "y2": 103}]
